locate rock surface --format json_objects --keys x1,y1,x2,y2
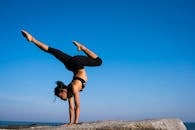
[{"x1": 0, "y1": 118, "x2": 186, "y2": 130}]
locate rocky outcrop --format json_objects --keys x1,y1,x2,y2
[{"x1": 0, "y1": 118, "x2": 186, "y2": 130}]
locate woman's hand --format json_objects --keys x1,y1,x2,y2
[{"x1": 64, "y1": 123, "x2": 75, "y2": 127}]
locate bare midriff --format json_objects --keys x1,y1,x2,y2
[{"x1": 74, "y1": 69, "x2": 87, "y2": 82}]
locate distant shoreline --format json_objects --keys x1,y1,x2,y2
[{"x1": 0, "y1": 121, "x2": 62, "y2": 129}]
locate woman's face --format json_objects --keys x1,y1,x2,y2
[{"x1": 58, "y1": 90, "x2": 68, "y2": 101}]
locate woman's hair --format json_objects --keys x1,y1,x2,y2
[{"x1": 54, "y1": 81, "x2": 67, "y2": 96}]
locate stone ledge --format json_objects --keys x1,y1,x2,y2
[{"x1": 0, "y1": 118, "x2": 187, "y2": 130}]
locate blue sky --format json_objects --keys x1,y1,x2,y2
[{"x1": 0, "y1": 0, "x2": 194, "y2": 123}]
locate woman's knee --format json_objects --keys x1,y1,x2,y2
[{"x1": 96, "y1": 57, "x2": 102, "y2": 66}]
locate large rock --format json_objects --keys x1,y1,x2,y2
[{"x1": 0, "y1": 118, "x2": 187, "y2": 130}]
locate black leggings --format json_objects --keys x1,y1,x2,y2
[{"x1": 47, "y1": 47, "x2": 102, "y2": 71}]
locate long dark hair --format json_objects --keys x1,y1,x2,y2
[{"x1": 54, "y1": 81, "x2": 67, "y2": 96}]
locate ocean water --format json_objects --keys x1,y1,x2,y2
[
  {"x1": 185, "y1": 122, "x2": 195, "y2": 130},
  {"x1": 0, "y1": 121, "x2": 63, "y2": 129}
]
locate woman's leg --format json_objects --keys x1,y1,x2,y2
[
  {"x1": 21, "y1": 30, "x2": 49, "y2": 51},
  {"x1": 73, "y1": 41, "x2": 98, "y2": 59},
  {"x1": 72, "y1": 41, "x2": 102, "y2": 66},
  {"x1": 21, "y1": 30, "x2": 72, "y2": 65}
]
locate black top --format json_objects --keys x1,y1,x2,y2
[{"x1": 67, "y1": 77, "x2": 86, "y2": 98}]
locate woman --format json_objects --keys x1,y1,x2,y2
[{"x1": 21, "y1": 30, "x2": 102, "y2": 125}]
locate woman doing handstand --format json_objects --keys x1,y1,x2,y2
[{"x1": 21, "y1": 30, "x2": 102, "y2": 125}]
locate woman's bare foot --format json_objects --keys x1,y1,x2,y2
[
  {"x1": 73, "y1": 40, "x2": 98, "y2": 59},
  {"x1": 72, "y1": 41, "x2": 85, "y2": 51},
  {"x1": 21, "y1": 30, "x2": 34, "y2": 42}
]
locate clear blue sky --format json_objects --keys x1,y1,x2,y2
[{"x1": 0, "y1": 0, "x2": 194, "y2": 123}]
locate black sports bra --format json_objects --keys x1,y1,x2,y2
[
  {"x1": 67, "y1": 77, "x2": 86, "y2": 98},
  {"x1": 72, "y1": 77, "x2": 86, "y2": 90}
]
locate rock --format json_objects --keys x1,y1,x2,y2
[{"x1": 0, "y1": 118, "x2": 187, "y2": 130}]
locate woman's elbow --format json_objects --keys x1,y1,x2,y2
[{"x1": 69, "y1": 106, "x2": 75, "y2": 111}]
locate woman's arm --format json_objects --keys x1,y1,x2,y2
[
  {"x1": 73, "y1": 90, "x2": 80, "y2": 124},
  {"x1": 68, "y1": 97, "x2": 75, "y2": 124},
  {"x1": 71, "y1": 81, "x2": 81, "y2": 124}
]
